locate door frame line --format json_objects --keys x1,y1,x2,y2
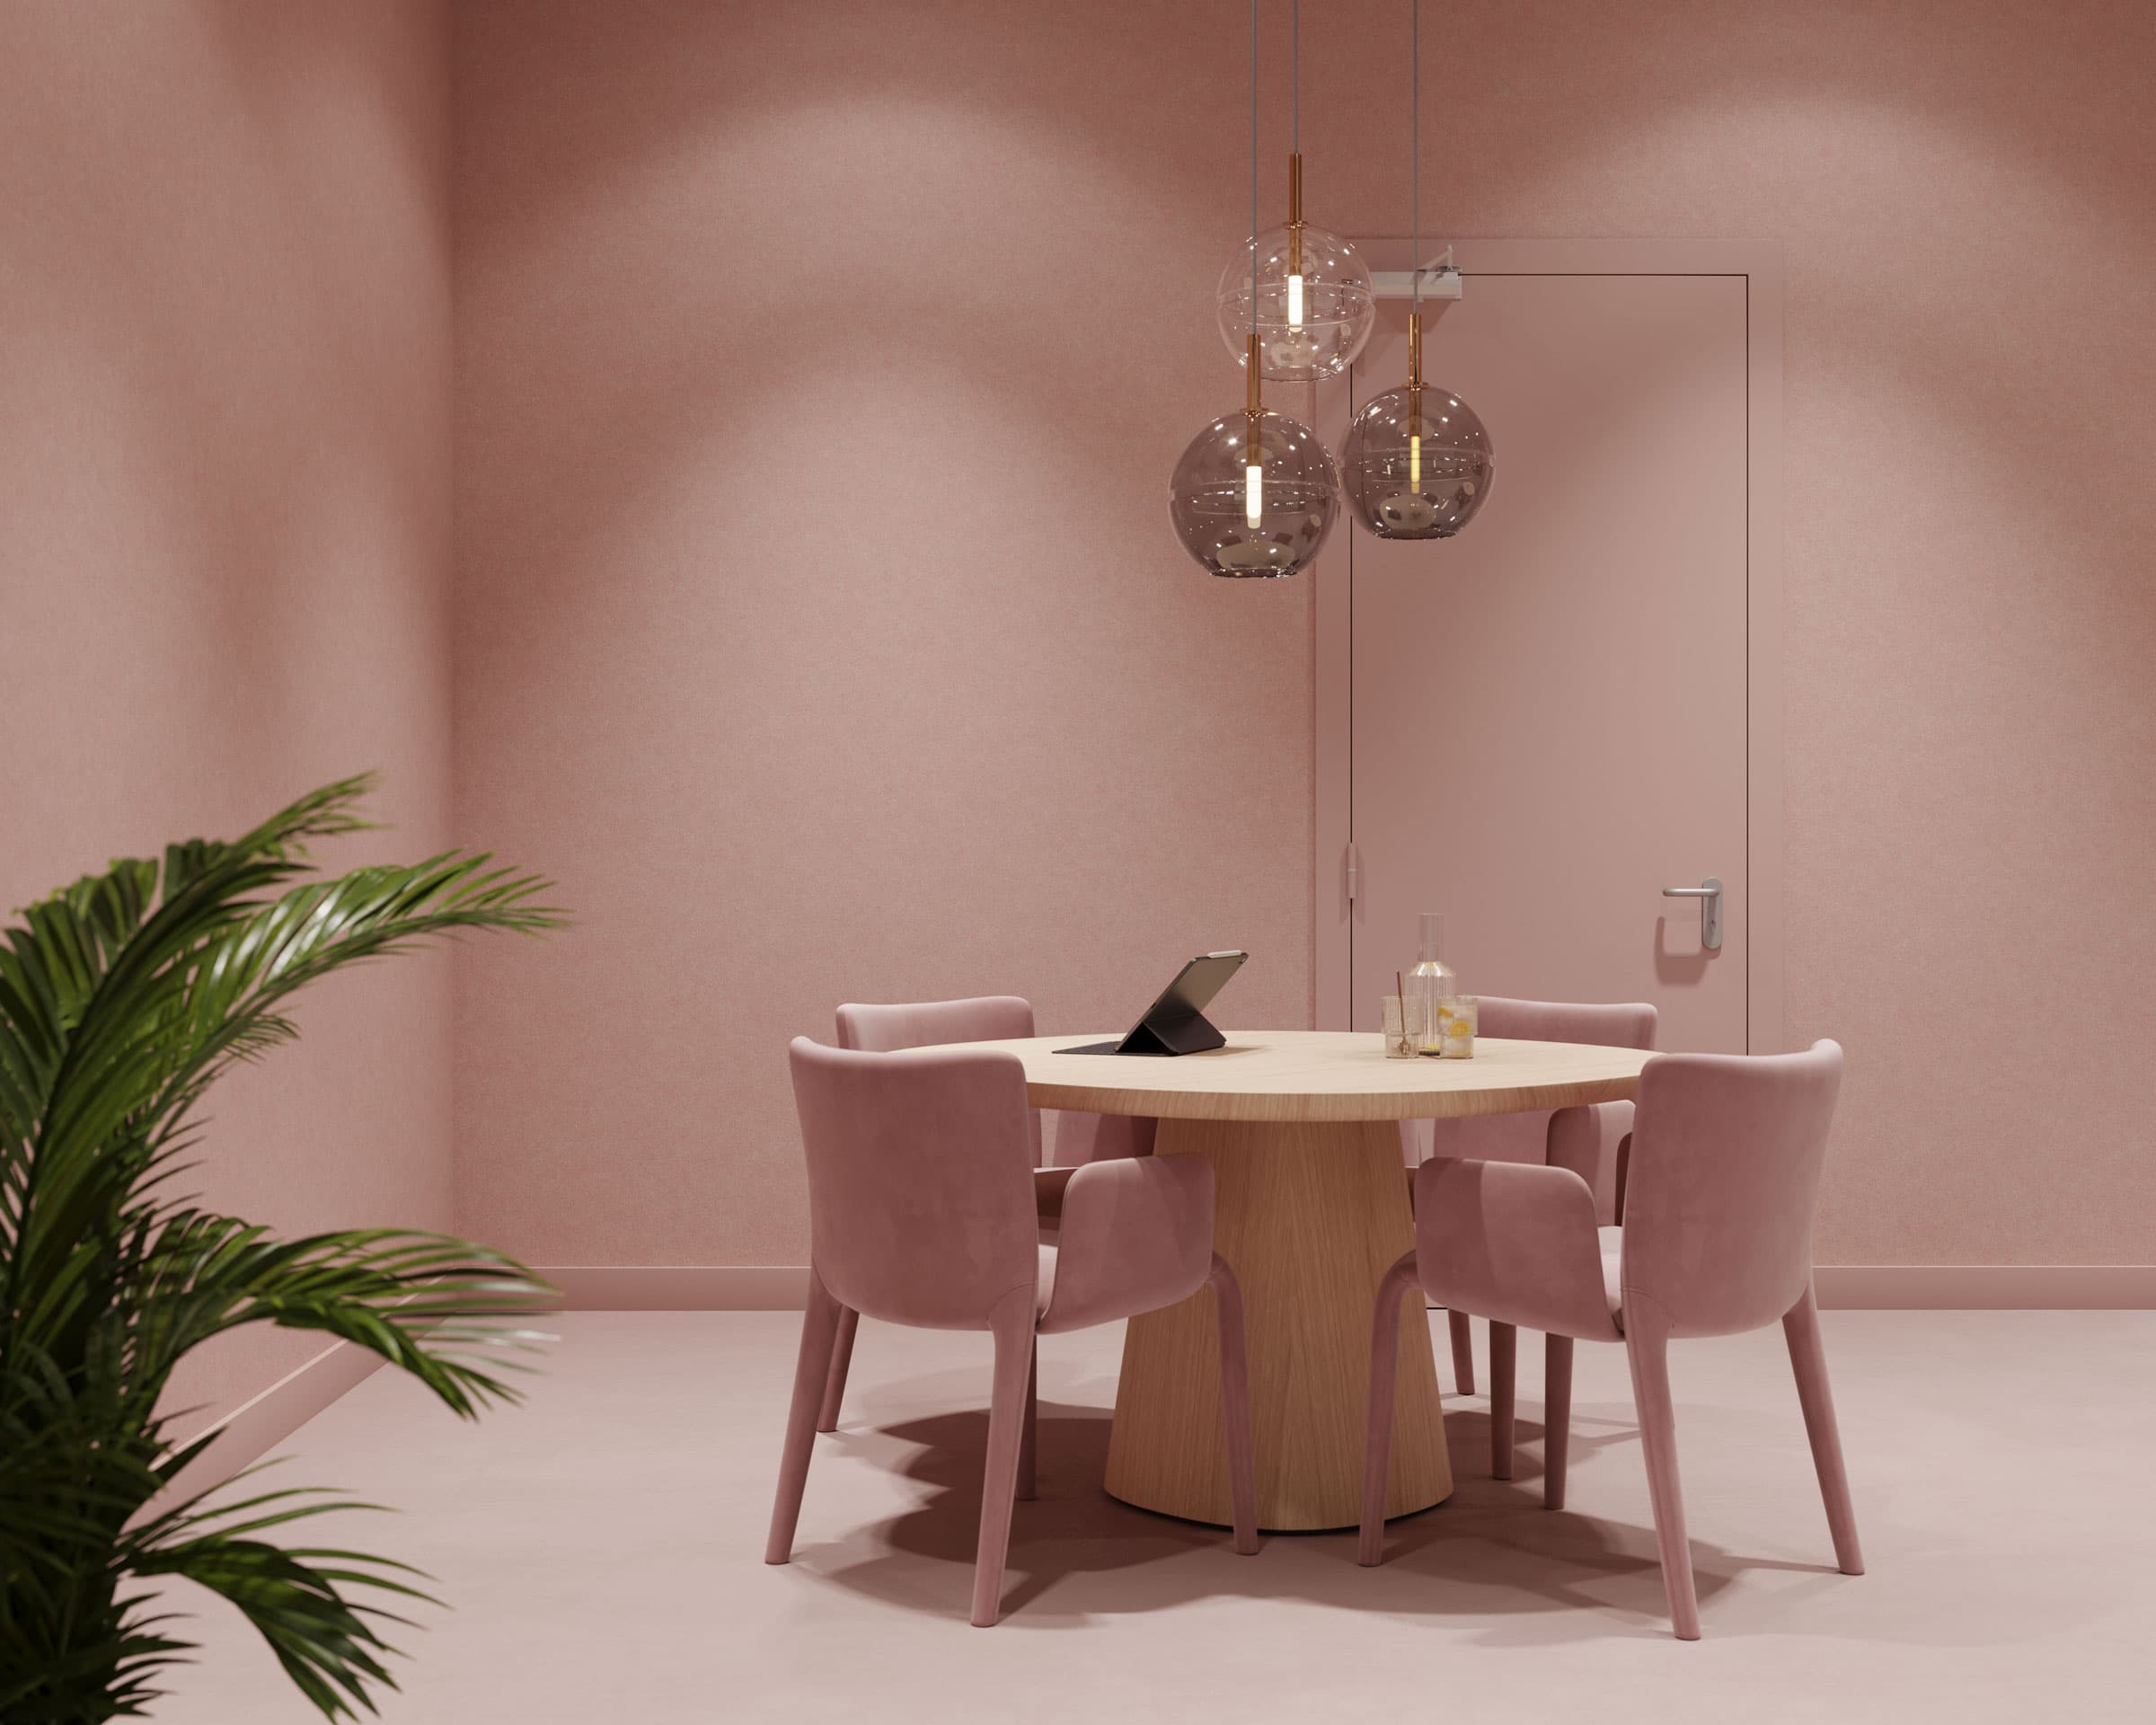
[{"x1": 1311, "y1": 238, "x2": 1786, "y2": 1052}]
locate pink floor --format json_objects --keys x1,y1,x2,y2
[{"x1": 149, "y1": 1310, "x2": 2156, "y2": 1723}]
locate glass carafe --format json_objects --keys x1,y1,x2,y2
[{"x1": 1408, "y1": 912, "x2": 1455, "y2": 1055}]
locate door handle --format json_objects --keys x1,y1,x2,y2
[{"x1": 1661, "y1": 877, "x2": 1724, "y2": 951}]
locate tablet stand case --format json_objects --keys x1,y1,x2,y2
[
  {"x1": 1111, "y1": 1003, "x2": 1225, "y2": 1057},
  {"x1": 1062, "y1": 1002, "x2": 1226, "y2": 1057}
]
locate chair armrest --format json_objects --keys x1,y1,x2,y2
[
  {"x1": 1547, "y1": 1100, "x2": 1634, "y2": 1227},
  {"x1": 1038, "y1": 1155, "x2": 1215, "y2": 1334},
  {"x1": 1413, "y1": 1157, "x2": 1621, "y2": 1342}
]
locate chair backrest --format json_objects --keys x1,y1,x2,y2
[
  {"x1": 835, "y1": 995, "x2": 1042, "y2": 1165},
  {"x1": 1621, "y1": 1040, "x2": 1843, "y2": 1339},
  {"x1": 788, "y1": 1038, "x2": 1039, "y2": 1331},
  {"x1": 1423, "y1": 996, "x2": 1657, "y2": 1163},
  {"x1": 835, "y1": 995, "x2": 1036, "y2": 1052}
]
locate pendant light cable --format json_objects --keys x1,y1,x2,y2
[
  {"x1": 1407, "y1": 0, "x2": 1424, "y2": 478},
  {"x1": 1173, "y1": 0, "x2": 1347, "y2": 576},
  {"x1": 1334, "y1": 0, "x2": 1488, "y2": 544},
  {"x1": 1292, "y1": 0, "x2": 1299, "y2": 155},
  {"x1": 1245, "y1": 0, "x2": 1261, "y2": 482}
]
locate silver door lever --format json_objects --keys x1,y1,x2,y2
[{"x1": 1662, "y1": 878, "x2": 1724, "y2": 951}]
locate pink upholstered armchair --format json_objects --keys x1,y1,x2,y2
[
  {"x1": 768, "y1": 1039, "x2": 1257, "y2": 1625},
  {"x1": 817, "y1": 995, "x2": 1153, "y2": 1433},
  {"x1": 1365, "y1": 1040, "x2": 1862, "y2": 1640},
  {"x1": 1409, "y1": 996, "x2": 1657, "y2": 1396}
]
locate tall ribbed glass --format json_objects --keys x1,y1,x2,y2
[{"x1": 1407, "y1": 911, "x2": 1455, "y2": 1055}]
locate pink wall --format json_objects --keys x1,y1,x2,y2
[
  {"x1": 0, "y1": 1, "x2": 455, "y2": 1426},
  {"x1": 453, "y1": 0, "x2": 2155, "y2": 1270},
  {"x1": 449, "y1": 1, "x2": 1318, "y2": 1265}
]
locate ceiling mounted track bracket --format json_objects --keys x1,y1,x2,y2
[{"x1": 1372, "y1": 249, "x2": 1463, "y2": 301}]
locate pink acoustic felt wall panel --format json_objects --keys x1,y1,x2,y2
[
  {"x1": 449, "y1": 1, "x2": 1317, "y2": 1267},
  {"x1": 450, "y1": 0, "x2": 2156, "y2": 1270},
  {"x1": 0, "y1": 1, "x2": 455, "y2": 1433}
]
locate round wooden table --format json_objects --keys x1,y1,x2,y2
[{"x1": 963, "y1": 1030, "x2": 1655, "y2": 1532}]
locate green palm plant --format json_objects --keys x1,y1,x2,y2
[{"x1": 0, "y1": 775, "x2": 564, "y2": 1721}]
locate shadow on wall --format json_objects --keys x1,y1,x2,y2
[
  {"x1": 457, "y1": 0, "x2": 2156, "y2": 572},
  {"x1": 448, "y1": 0, "x2": 2156, "y2": 1271},
  {"x1": 1653, "y1": 917, "x2": 1713, "y2": 988}
]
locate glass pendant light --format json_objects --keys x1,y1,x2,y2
[
  {"x1": 1170, "y1": 1, "x2": 1339, "y2": 579},
  {"x1": 1214, "y1": 2, "x2": 1374, "y2": 384},
  {"x1": 1339, "y1": 1, "x2": 1494, "y2": 541},
  {"x1": 1169, "y1": 340, "x2": 1339, "y2": 578}
]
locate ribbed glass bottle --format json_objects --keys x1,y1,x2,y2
[{"x1": 1407, "y1": 912, "x2": 1455, "y2": 1055}]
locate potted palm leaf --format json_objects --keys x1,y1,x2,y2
[{"x1": 0, "y1": 776, "x2": 563, "y2": 1721}]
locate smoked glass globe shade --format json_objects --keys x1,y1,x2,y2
[
  {"x1": 1339, "y1": 384, "x2": 1493, "y2": 540},
  {"x1": 1215, "y1": 225, "x2": 1376, "y2": 383},
  {"x1": 1168, "y1": 408, "x2": 1339, "y2": 579}
]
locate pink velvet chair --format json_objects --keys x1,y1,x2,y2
[
  {"x1": 1408, "y1": 996, "x2": 1657, "y2": 1398},
  {"x1": 1363, "y1": 1040, "x2": 1861, "y2": 1640},
  {"x1": 769, "y1": 1039, "x2": 1257, "y2": 1625},
  {"x1": 817, "y1": 995, "x2": 1154, "y2": 1433}
]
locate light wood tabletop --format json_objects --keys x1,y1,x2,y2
[
  {"x1": 923, "y1": 1030, "x2": 1657, "y2": 1532},
  {"x1": 958, "y1": 1031, "x2": 1654, "y2": 1122}
]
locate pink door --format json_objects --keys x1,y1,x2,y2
[{"x1": 1333, "y1": 266, "x2": 1757, "y2": 1054}]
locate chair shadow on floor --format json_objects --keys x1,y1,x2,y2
[{"x1": 800, "y1": 1385, "x2": 1844, "y2": 1638}]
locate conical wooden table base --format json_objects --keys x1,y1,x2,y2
[{"x1": 1103, "y1": 1119, "x2": 1451, "y2": 1531}]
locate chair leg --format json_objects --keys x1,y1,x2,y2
[
  {"x1": 1017, "y1": 1339, "x2": 1038, "y2": 1501},
  {"x1": 1543, "y1": 1333, "x2": 1574, "y2": 1511},
  {"x1": 816, "y1": 1305, "x2": 860, "y2": 1433},
  {"x1": 765, "y1": 1271, "x2": 844, "y2": 1564},
  {"x1": 1489, "y1": 1321, "x2": 1517, "y2": 1481},
  {"x1": 1358, "y1": 1252, "x2": 1420, "y2": 1566},
  {"x1": 970, "y1": 1303, "x2": 1038, "y2": 1627},
  {"x1": 1625, "y1": 1309, "x2": 1701, "y2": 1640},
  {"x1": 1448, "y1": 1308, "x2": 1477, "y2": 1395},
  {"x1": 1783, "y1": 1283, "x2": 1865, "y2": 1575},
  {"x1": 1208, "y1": 1254, "x2": 1260, "y2": 1555}
]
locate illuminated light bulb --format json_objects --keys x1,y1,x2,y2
[
  {"x1": 1245, "y1": 462, "x2": 1264, "y2": 527},
  {"x1": 1409, "y1": 432, "x2": 1421, "y2": 492},
  {"x1": 1286, "y1": 272, "x2": 1304, "y2": 328}
]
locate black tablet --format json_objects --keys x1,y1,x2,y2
[{"x1": 1057, "y1": 951, "x2": 1248, "y2": 1057}]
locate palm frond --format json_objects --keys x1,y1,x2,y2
[
  {"x1": 0, "y1": 776, "x2": 561, "y2": 1721},
  {"x1": 133, "y1": 1535, "x2": 424, "y2": 1721},
  {"x1": 130, "y1": 1215, "x2": 554, "y2": 1418}
]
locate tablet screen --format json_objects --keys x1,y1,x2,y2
[{"x1": 1137, "y1": 951, "x2": 1246, "y2": 1033}]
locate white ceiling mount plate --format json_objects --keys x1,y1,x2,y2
[{"x1": 1371, "y1": 265, "x2": 1463, "y2": 300}]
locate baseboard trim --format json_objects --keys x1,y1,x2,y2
[
  {"x1": 136, "y1": 1261, "x2": 2156, "y2": 1499},
  {"x1": 540, "y1": 1263, "x2": 2156, "y2": 1312},
  {"x1": 536, "y1": 1265, "x2": 809, "y2": 1310},
  {"x1": 1813, "y1": 1265, "x2": 2156, "y2": 1309},
  {"x1": 164, "y1": 1340, "x2": 386, "y2": 1500}
]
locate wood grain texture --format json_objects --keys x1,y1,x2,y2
[
  {"x1": 948, "y1": 1031, "x2": 1651, "y2": 1123},
  {"x1": 1102, "y1": 1119, "x2": 1451, "y2": 1531}
]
